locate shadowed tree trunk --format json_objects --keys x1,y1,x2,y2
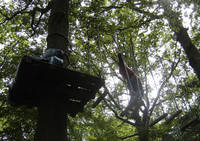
[
  {"x1": 35, "y1": 0, "x2": 69, "y2": 141},
  {"x1": 47, "y1": 0, "x2": 69, "y2": 51},
  {"x1": 160, "y1": 0, "x2": 200, "y2": 82},
  {"x1": 136, "y1": 107, "x2": 150, "y2": 141}
]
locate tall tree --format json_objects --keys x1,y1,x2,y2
[{"x1": 160, "y1": 0, "x2": 200, "y2": 82}]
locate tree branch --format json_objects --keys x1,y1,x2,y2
[
  {"x1": 103, "y1": 99, "x2": 136, "y2": 126},
  {"x1": 120, "y1": 133, "x2": 139, "y2": 140},
  {"x1": 0, "y1": 1, "x2": 52, "y2": 34},
  {"x1": 92, "y1": 89, "x2": 107, "y2": 108},
  {"x1": 150, "y1": 113, "x2": 168, "y2": 126},
  {"x1": 30, "y1": 2, "x2": 53, "y2": 35},
  {"x1": 104, "y1": 85, "x2": 122, "y2": 111},
  {"x1": 165, "y1": 110, "x2": 182, "y2": 124},
  {"x1": 149, "y1": 58, "x2": 180, "y2": 116},
  {"x1": 100, "y1": 5, "x2": 124, "y2": 14},
  {"x1": 0, "y1": 5, "x2": 30, "y2": 25}
]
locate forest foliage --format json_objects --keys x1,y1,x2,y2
[{"x1": 0, "y1": 0, "x2": 199, "y2": 141}]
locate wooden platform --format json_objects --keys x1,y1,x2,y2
[{"x1": 8, "y1": 56, "x2": 104, "y2": 116}]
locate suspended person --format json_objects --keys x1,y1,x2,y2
[{"x1": 118, "y1": 53, "x2": 144, "y2": 117}]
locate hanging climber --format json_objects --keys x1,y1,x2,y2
[{"x1": 118, "y1": 53, "x2": 144, "y2": 117}]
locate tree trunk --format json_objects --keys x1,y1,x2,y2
[
  {"x1": 35, "y1": 0, "x2": 69, "y2": 140},
  {"x1": 137, "y1": 127, "x2": 149, "y2": 141},
  {"x1": 136, "y1": 119, "x2": 149, "y2": 141},
  {"x1": 160, "y1": 0, "x2": 200, "y2": 82},
  {"x1": 173, "y1": 26, "x2": 200, "y2": 81},
  {"x1": 47, "y1": 0, "x2": 69, "y2": 51},
  {"x1": 134, "y1": 111, "x2": 149, "y2": 141}
]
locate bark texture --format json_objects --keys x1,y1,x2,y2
[
  {"x1": 47, "y1": 0, "x2": 69, "y2": 51},
  {"x1": 160, "y1": 0, "x2": 200, "y2": 82}
]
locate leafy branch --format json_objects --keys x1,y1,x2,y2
[
  {"x1": 149, "y1": 54, "x2": 181, "y2": 116},
  {"x1": 120, "y1": 133, "x2": 139, "y2": 140},
  {"x1": 0, "y1": 1, "x2": 53, "y2": 36},
  {"x1": 103, "y1": 98, "x2": 136, "y2": 127},
  {"x1": 30, "y1": 1, "x2": 53, "y2": 35},
  {"x1": 0, "y1": 2, "x2": 30, "y2": 25}
]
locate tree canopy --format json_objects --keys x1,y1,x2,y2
[{"x1": 0, "y1": 0, "x2": 199, "y2": 141}]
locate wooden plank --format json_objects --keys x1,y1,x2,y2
[
  {"x1": 58, "y1": 84, "x2": 94, "y2": 101},
  {"x1": 9, "y1": 80, "x2": 93, "y2": 106}
]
